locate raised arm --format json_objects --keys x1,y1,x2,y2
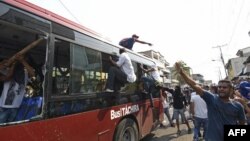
[
  {"x1": 140, "y1": 64, "x2": 154, "y2": 73},
  {"x1": 135, "y1": 39, "x2": 152, "y2": 46},
  {"x1": 175, "y1": 62, "x2": 204, "y2": 96},
  {"x1": 16, "y1": 55, "x2": 35, "y2": 78}
]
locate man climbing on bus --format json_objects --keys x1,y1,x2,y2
[
  {"x1": 139, "y1": 62, "x2": 162, "y2": 93},
  {"x1": 105, "y1": 48, "x2": 136, "y2": 92},
  {"x1": 119, "y1": 34, "x2": 152, "y2": 50}
]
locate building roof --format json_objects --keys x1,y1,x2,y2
[{"x1": 236, "y1": 46, "x2": 250, "y2": 57}]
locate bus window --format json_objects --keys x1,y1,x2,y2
[
  {"x1": 0, "y1": 21, "x2": 46, "y2": 123},
  {"x1": 49, "y1": 42, "x2": 104, "y2": 117},
  {"x1": 52, "y1": 39, "x2": 70, "y2": 95},
  {"x1": 132, "y1": 61, "x2": 139, "y2": 79},
  {"x1": 70, "y1": 44, "x2": 102, "y2": 94}
]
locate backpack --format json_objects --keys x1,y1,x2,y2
[{"x1": 119, "y1": 38, "x2": 129, "y2": 47}]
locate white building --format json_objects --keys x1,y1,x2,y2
[
  {"x1": 138, "y1": 50, "x2": 171, "y2": 87},
  {"x1": 226, "y1": 47, "x2": 250, "y2": 80}
]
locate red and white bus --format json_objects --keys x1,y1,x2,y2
[{"x1": 0, "y1": 0, "x2": 164, "y2": 141}]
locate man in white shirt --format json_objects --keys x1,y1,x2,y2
[
  {"x1": 161, "y1": 91, "x2": 174, "y2": 127},
  {"x1": 190, "y1": 92, "x2": 208, "y2": 141},
  {"x1": 105, "y1": 48, "x2": 136, "y2": 92},
  {"x1": 139, "y1": 62, "x2": 162, "y2": 107},
  {"x1": 140, "y1": 63, "x2": 161, "y2": 92}
]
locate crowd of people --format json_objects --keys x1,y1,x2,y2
[
  {"x1": 158, "y1": 62, "x2": 250, "y2": 141},
  {"x1": 115, "y1": 35, "x2": 250, "y2": 141}
]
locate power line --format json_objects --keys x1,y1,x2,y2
[
  {"x1": 58, "y1": 0, "x2": 82, "y2": 24},
  {"x1": 227, "y1": 0, "x2": 245, "y2": 50}
]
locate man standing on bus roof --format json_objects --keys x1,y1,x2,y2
[
  {"x1": 105, "y1": 48, "x2": 136, "y2": 92},
  {"x1": 119, "y1": 34, "x2": 152, "y2": 50}
]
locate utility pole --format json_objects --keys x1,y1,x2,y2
[
  {"x1": 218, "y1": 67, "x2": 222, "y2": 80},
  {"x1": 212, "y1": 44, "x2": 228, "y2": 78}
]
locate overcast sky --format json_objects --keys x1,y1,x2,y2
[{"x1": 27, "y1": 0, "x2": 250, "y2": 83}]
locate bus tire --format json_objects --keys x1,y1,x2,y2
[{"x1": 113, "y1": 118, "x2": 139, "y2": 141}]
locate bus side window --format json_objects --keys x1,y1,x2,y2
[
  {"x1": 52, "y1": 39, "x2": 70, "y2": 95},
  {"x1": 100, "y1": 53, "x2": 110, "y2": 91},
  {"x1": 71, "y1": 44, "x2": 102, "y2": 94}
]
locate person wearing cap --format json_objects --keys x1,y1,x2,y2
[{"x1": 119, "y1": 34, "x2": 152, "y2": 50}]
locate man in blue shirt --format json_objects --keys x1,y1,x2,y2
[
  {"x1": 175, "y1": 62, "x2": 246, "y2": 141},
  {"x1": 119, "y1": 34, "x2": 152, "y2": 50}
]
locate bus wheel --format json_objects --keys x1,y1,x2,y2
[{"x1": 114, "y1": 118, "x2": 138, "y2": 141}]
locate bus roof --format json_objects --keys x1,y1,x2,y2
[
  {"x1": 3, "y1": 0, "x2": 156, "y2": 65},
  {"x1": 3, "y1": 0, "x2": 111, "y2": 43}
]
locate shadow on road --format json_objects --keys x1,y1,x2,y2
[
  {"x1": 141, "y1": 125, "x2": 194, "y2": 141},
  {"x1": 141, "y1": 132, "x2": 177, "y2": 141}
]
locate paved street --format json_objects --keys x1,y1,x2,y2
[
  {"x1": 141, "y1": 107, "x2": 197, "y2": 141},
  {"x1": 141, "y1": 121, "x2": 194, "y2": 141}
]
